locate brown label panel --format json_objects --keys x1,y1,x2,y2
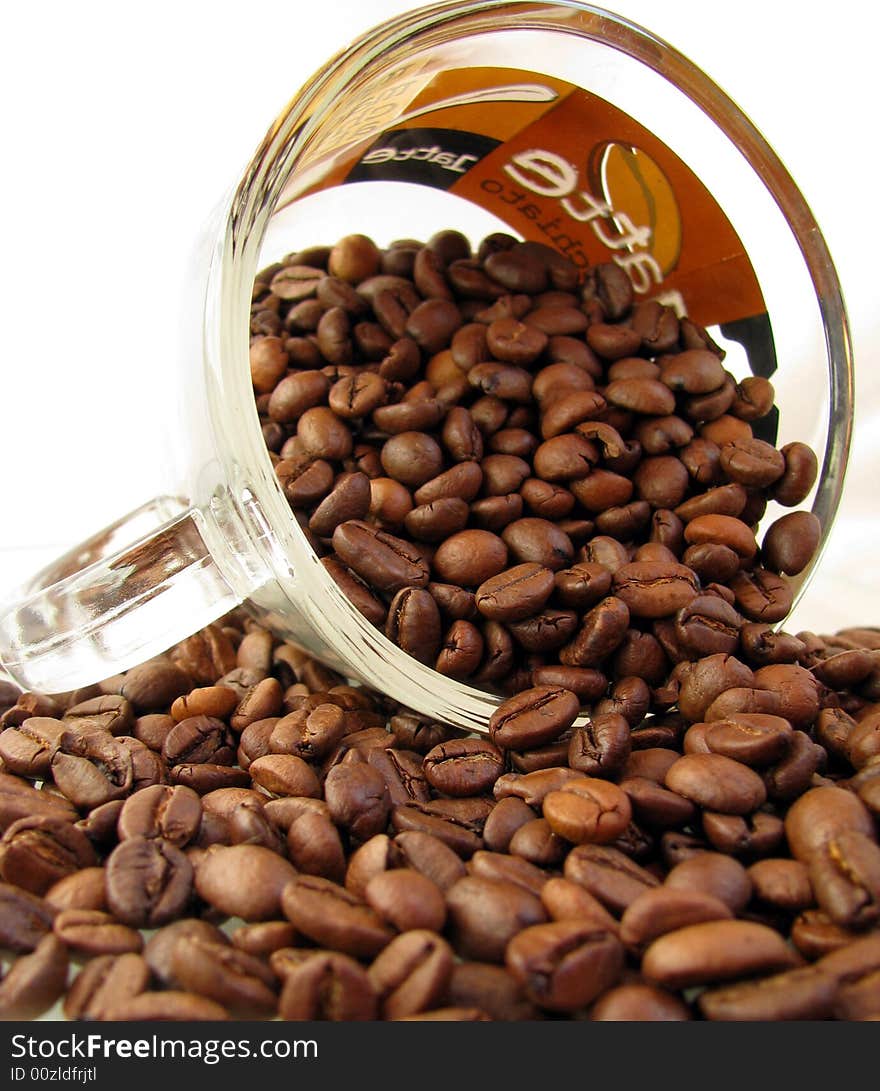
[{"x1": 289, "y1": 65, "x2": 765, "y2": 328}]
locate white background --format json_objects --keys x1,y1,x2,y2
[{"x1": 0, "y1": 0, "x2": 877, "y2": 640}]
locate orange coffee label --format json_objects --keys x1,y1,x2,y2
[{"x1": 286, "y1": 66, "x2": 765, "y2": 329}]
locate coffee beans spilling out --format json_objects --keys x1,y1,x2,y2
[
  {"x1": 0, "y1": 609, "x2": 879, "y2": 1021},
  {"x1": 252, "y1": 230, "x2": 821, "y2": 691},
  {"x1": 0, "y1": 231, "x2": 869, "y2": 1022}
]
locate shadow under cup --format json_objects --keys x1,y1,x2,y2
[{"x1": 0, "y1": 2, "x2": 854, "y2": 734}]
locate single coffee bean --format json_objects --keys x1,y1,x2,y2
[
  {"x1": 385, "y1": 588, "x2": 442, "y2": 664},
  {"x1": 698, "y1": 965, "x2": 836, "y2": 1021},
  {"x1": 53, "y1": 908, "x2": 143, "y2": 956},
  {"x1": 332, "y1": 520, "x2": 429, "y2": 594},
  {"x1": 446, "y1": 875, "x2": 547, "y2": 962},
  {"x1": 564, "y1": 845, "x2": 660, "y2": 914},
  {"x1": 143, "y1": 918, "x2": 228, "y2": 987},
  {"x1": 171, "y1": 936, "x2": 277, "y2": 1018},
  {"x1": 642, "y1": 919, "x2": 799, "y2": 988},
  {"x1": 619, "y1": 887, "x2": 733, "y2": 952},
  {"x1": 279, "y1": 950, "x2": 378, "y2": 1021},
  {"x1": 0, "y1": 816, "x2": 97, "y2": 896},
  {"x1": 506, "y1": 920, "x2": 624, "y2": 1011},
  {"x1": 105, "y1": 836, "x2": 193, "y2": 927},
  {"x1": 543, "y1": 778, "x2": 632, "y2": 845},
  {"x1": 107, "y1": 990, "x2": 230, "y2": 1021},
  {"x1": 325, "y1": 763, "x2": 391, "y2": 841},
  {"x1": 748, "y1": 858, "x2": 814, "y2": 911},
  {"x1": 489, "y1": 686, "x2": 580, "y2": 751},
  {"x1": 423, "y1": 738, "x2": 504, "y2": 798},
  {"x1": 784, "y1": 785, "x2": 875, "y2": 862},
  {"x1": 665, "y1": 853, "x2": 753, "y2": 913},
  {"x1": 446, "y1": 961, "x2": 539, "y2": 1021},
  {"x1": 231, "y1": 921, "x2": 298, "y2": 958},
  {"x1": 590, "y1": 982, "x2": 691, "y2": 1021},
  {"x1": 0, "y1": 934, "x2": 69, "y2": 1019},
  {"x1": 365, "y1": 869, "x2": 446, "y2": 933},
  {"x1": 703, "y1": 714, "x2": 793, "y2": 766},
  {"x1": 808, "y1": 830, "x2": 880, "y2": 928},
  {"x1": 63, "y1": 951, "x2": 149, "y2": 1021},
  {"x1": 282, "y1": 875, "x2": 394, "y2": 958},
  {"x1": 194, "y1": 844, "x2": 298, "y2": 921},
  {"x1": 475, "y1": 563, "x2": 555, "y2": 623},
  {"x1": 368, "y1": 929, "x2": 454, "y2": 1020},
  {"x1": 664, "y1": 753, "x2": 767, "y2": 814},
  {"x1": 116, "y1": 784, "x2": 202, "y2": 846}
]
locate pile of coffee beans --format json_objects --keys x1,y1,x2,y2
[
  {"x1": 251, "y1": 230, "x2": 821, "y2": 692},
  {"x1": 0, "y1": 610, "x2": 878, "y2": 1021},
  {"x1": 0, "y1": 230, "x2": 874, "y2": 1023}
]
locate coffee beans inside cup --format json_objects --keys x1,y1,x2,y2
[{"x1": 253, "y1": 230, "x2": 821, "y2": 692}]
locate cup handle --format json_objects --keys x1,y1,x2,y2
[{"x1": 0, "y1": 497, "x2": 243, "y2": 694}]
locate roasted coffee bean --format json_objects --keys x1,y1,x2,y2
[
  {"x1": 664, "y1": 753, "x2": 766, "y2": 814},
  {"x1": 333, "y1": 520, "x2": 429, "y2": 594},
  {"x1": 808, "y1": 831, "x2": 880, "y2": 928},
  {"x1": 195, "y1": 844, "x2": 298, "y2": 921},
  {"x1": 422, "y1": 739, "x2": 504, "y2": 798},
  {"x1": 64, "y1": 951, "x2": 149, "y2": 1021},
  {"x1": 475, "y1": 563, "x2": 555, "y2": 623},
  {"x1": 53, "y1": 909, "x2": 143, "y2": 956},
  {"x1": 702, "y1": 811, "x2": 785, "y2": 858},
  {"x1": 116, "y1": 784, "x2": 201, "y2": 846},
  {"x1": 161, "y1": 715, "x2": 233, "y2": 767},
  {"x1": 45, "y1": 867, "x2": 107, "y2": 913},
  {"x1": 748, "y1": 858, "x2": 813, "y2": 911},
  {"x1": 665, "y1": 853, "x2": 753, "y2": 913},
  {"x1": 171, "y1": 936, "x2": 277, "y2": 1018},
  {"x1": 506, "y1": 920, "x2": 624, "y2": 1011},
  {"x1": 703, "y1": 714, "x2": 793, "y2": 766},
  {"x1": 0, "y1": 816, "x2": 97, "y2": 896},
  {"x1": 286, "y1": 811, "x2": 346, "y2": 883},
  {"x1": 365, "y1": 869, "x2": 446, "y2": 933},
  {"x1": 105, "y1": 836, "x2": 193, "y2": 927},
  {"x1": 384, "y1": 587, "x2": 443, "y2": 665},
  {"x1": 772, "y1": 442, "x2": 819, "y2": 506},
  {"x1": 279, "y1": 950, "x2": 377, "y2": 1021},
  {"x1": 567, "y1": 714, "x2": 631, "y2": 777},
  {"x1": 489, "y1": 686, "x2": 580, "y2": 751},
  {"x1": 642, "y1": 920, "x2": 799, "y2": 988},
  {"x1": 282, "y1": 875, "x2": 394, "y2": 958},
  {"x1": 543, "y1": 778, "x2": 632, "y2": 845},
  {"x1": 249, "y1": 754, "x2": 321, "y2": 798},
  {"x1": 620, "y1": 777, "x2": 696, "y2": 829},
  {"x1": 50, "y1": 733, "x2": 134, "y2": 810},
  {"x1": 698, "y1": 965, "x2": 836, "y2": 1021},
  {"x1": 0, "y1": 717, "x2": 66, "y2": 778},
  {"x1": 325, "y1": 763, "x2": 390, "y2": 841},
  {"x1": 590, "y1": 982, "x2": 691, "y2": 1021},
  {"x1": 785, "y1": 785, "x2": 875, "y2": 863},
  {"x1": 121, "y1": 661, "x2": 192, "y2": 712},
  {"x1": 368, "y1": 929, "x2": 454, "y2": 1020},
  {"x1": 446, "y1": 875, "x2": 546, "y2": 962},
  {"x1": 564, "y1": 845, "x2": 660, "y2": 914},
  {"x1": 0, "y1": 933, "x2": 69, "y2": 1019},
  {"x1": 433, "y1": 529, "x2": 509, "y2": 586},
  {"x1": 109, "y1": 990, "x2": 230, "y2": 1020},
  {"x1": 231, "y1": 921, "x2": 298, "y2": 958},
  {"x1": 619, "y1": 887, "x2": 732, "y2": 952},
  {"x1": 270, "y1": 704, "x2": 346, "y2": 760},
  {"x1": 559, "y1": 596, "x2": 631, "y2": 667}
]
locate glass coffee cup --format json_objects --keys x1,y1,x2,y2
[{"x1": 0, "y1": 0, "x2": 853, "y2": 733}]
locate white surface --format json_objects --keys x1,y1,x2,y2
[{"x1": 0, "y1": 0, "x2": 877, "y2": 640}]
